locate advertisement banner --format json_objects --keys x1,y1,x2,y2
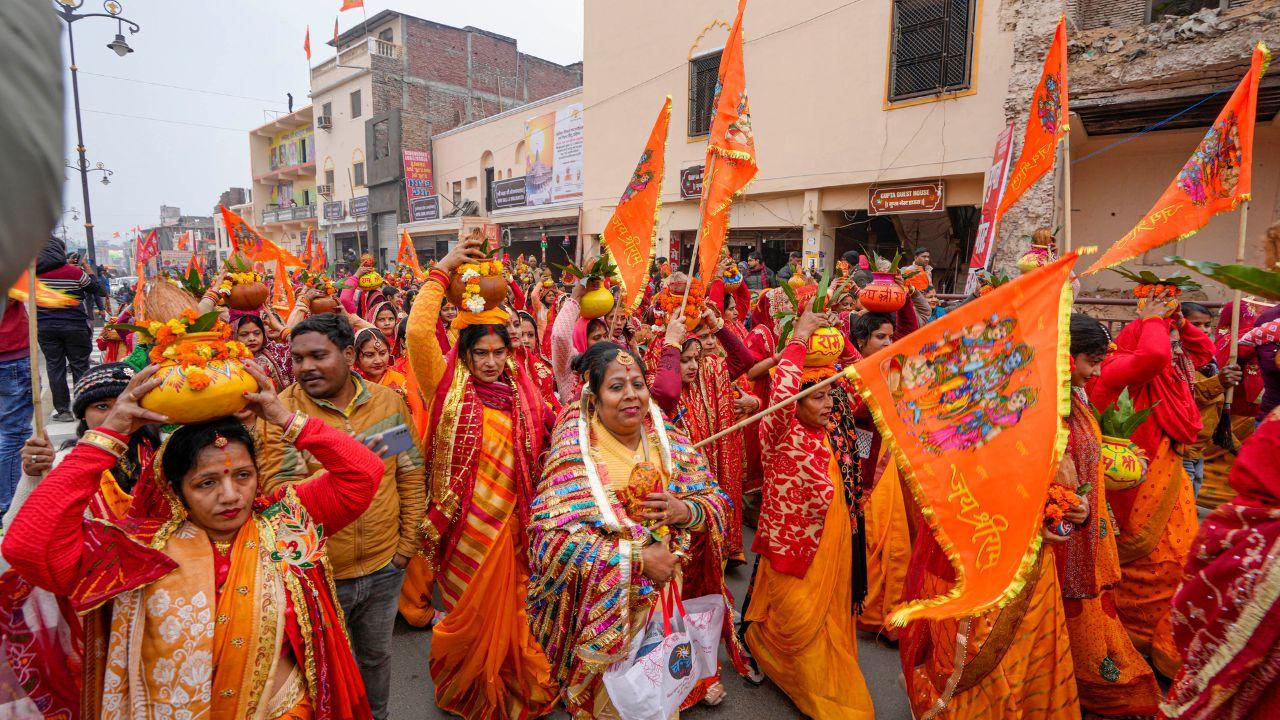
[
  {"x1": 492, "y1": 177, "x2": 527, "y2": 209},
  {"x1": 403, "y1": 149, "x2": 434, "y2": 207},
  {"x1": 965, "y1": 121, "x2": 1017, "y2": 294},
  {"x1": 868, "y1": 181, "x2": 946, "y2": 216},
  {"x1": 524, "y1": 102, "x2": 584, "y2": 206}
]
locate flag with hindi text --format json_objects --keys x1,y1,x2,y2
[
  {"x1": 603, "y1": 96, "x2": 669, "y2": 313},
  {"x1": 697, "y1": 0, "x2": 758, "y2": 286},
  {"x1": 849, "y1": 254, "x2": 1076, "y2": 624},
  {"x1": 220, "y1": 205, "x2": 306, "y2": 268},
  {"x1": 1083, "y1": 42, "x2": 1269, "y2": 275},
  {"x1": 995, "y1": 17, "x2": 1069, "y2": 221}
]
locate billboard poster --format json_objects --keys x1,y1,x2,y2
[
  {"x1": 965, "y1": 121, "x2": 1017, "y2": 294},
  {"x1": 524, "y1": 102, "x2": 584, "y2": 206},
  {"x1": 403, "y1": 149, "x2": 434, "y2": 207}
]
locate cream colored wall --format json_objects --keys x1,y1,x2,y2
[
  {"x1": 312, "y1": 70, "x2": 374, "y2": 206},
  {"x1": 580, "y1": 0, "x2": 1014, "y2": 235},
  {"x1": 1073, "y1": 121, "x2": 1279, "y2": 300},
  {"x1": 430, "y1": 90, "x2": 585, "y2": 211}
]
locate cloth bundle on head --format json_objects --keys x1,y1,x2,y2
[
  {"x1": 451, "y1": 306, "x2": 508, "y2": 332},
  {"x1": 72, "y1": 362, "x2": 135, "y2": 419}
]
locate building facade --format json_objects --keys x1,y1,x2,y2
[
  {"x1": 310, "y1": 10, "x2": 583, "y2": 270},
  {"x1": 246, "y1": 106, "x2": 317, "y2": 258},
  {"x1": 139, "y1": 205, "x2": 215, "y2": 275}
]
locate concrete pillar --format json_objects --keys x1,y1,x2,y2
[{"x1": 801, "y1": 189, "x2": 831, "y2": 275}]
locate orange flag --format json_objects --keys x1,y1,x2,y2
[
  {"x1": 220, "y1": 205, "x2": 306, "y2": 268},
  {"x1": 271, "y1": 259, "x2": 295, "y2": 313},
  {"x1": 304, "y1": 25, "x2": 311, "y2": 60},
  {"x1": 602, "y1": 97, "x2": 670, "y2": 314},
  {"x1": 995, "y1": 17, "x2": 1069, "y2": 221},
  {"x1": 849, "y1": 254, "x2": 1076, "y2": 624},
  {"x1": 697, "y1": 0, "x2": 758, "y2": 286},
  {"x1": 176, "y1": 231, "x2": 190, "y2": 252},
  {"x1": 300, "y1": 228, "x2": 314, "y2": 267},
  {"x1": 396, "y1": 230, "x2": 426, "y2": 280},
  {"x1": 185, "y1": 251, "x2": 203, "y2": 278},
  {"x1": 339, "y1": 0, "x2": 362, "y2": 11},
  {"x1": 8, "y1": 272, "x2": 80, "y2": 308},
  {"x1": 1084, "y1": 42, "x2": 1270, "y2": 275}
]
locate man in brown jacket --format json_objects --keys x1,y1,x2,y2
[{"x1": 258, "y1": 313, "x2": 425, "y2": 720}]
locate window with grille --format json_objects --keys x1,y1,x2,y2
[
  {"x1": 888, "y1": 0, "x2": 977, "y2": 103},
  {"x1": 688, "y1": 50, "x2": 722, "y2": 137}
]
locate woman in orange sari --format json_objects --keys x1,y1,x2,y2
[
  {"x1": 1056, "y1": 314, "x2": 1161, "y2": 718},
  {"x1": 745, "y1": 309, "x2": 875, "y2": 720},
  {"x1": 405, "y1": 237, "x2": 559, "y2": 719},
  {"x1": 2, "y1": 361, "x2": 385, "y2": 720}
]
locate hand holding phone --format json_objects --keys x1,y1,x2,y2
[{"x1": 361, "y1": 424, "x2": 414, "y2": 460}]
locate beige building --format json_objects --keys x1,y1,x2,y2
[
  {"x1": 400, "y1": 87, "x2": 585, "y2": 265},
  {"x1": 570, "y1": 0, "x2": 1278, "y2": 297},
  {"x1": 246, "y1": 106, "x2": 317, "y2": 257}
]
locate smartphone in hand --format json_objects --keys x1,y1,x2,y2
[{"x1": 363, "y1": 424, "x2": 414, "y2": 459}]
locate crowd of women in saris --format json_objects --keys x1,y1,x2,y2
[{"x1": 4, "y1": 229, "x2": 1280, "y2": 720}]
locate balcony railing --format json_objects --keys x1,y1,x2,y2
[
  {"x1": 311, "y1": 37, "x2": 401, "y2": 75},
  {"x1": 263, "y1": 204, "x2": 318, "y2": 224}
]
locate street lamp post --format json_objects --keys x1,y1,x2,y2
[{"x1": 54, "y1": 0, "x2": 140, "y2": 268}]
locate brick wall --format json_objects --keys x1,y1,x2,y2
[{"x1": 1073, "y1": 0, "x2": 1148, "y2": 29}]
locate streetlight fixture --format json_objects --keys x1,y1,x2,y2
[
  {"x1": 65, "y1": 158, "x2": 114, "y2": 190},
  {"x1": 53, "y1": 0, "x2": 141, "y2": 268}
]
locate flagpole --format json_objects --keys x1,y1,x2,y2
[
  {"x1": 1062, "y1": 130, "x2": 1073, "y2": 253},
  {"x1": 694, "y1": 361, "x2": 849, "y2": 450},
  {"x1": 26, "y1": 258, "x2": 44, "y2": 440},
  {"x1": 1224, "y1": 200, "x2": 1250, "y2": 414},
  {"x1": 678, "y1": 153, "x2": 719, "y2": 317}
]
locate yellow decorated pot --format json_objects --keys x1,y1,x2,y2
[
  {"x1": 580, "y1": 286, "x2": 616, "y2": 319},
  {"x1": 141, "y1": 332, "x2": 257, "y2": 424},
  {"x1": 805, "y1": 325, "x2": 845, "y2": 367},
  {"x1": 1100, "y1": 436, "x2": 1147, "y2": 491}
]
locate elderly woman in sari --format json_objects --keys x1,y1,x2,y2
[
  {"x1": 2, "y1": 361, "x2": 386, "y2": 720},
  {"x1": 527, "y1": 342, "x2": 743, "y2": 719}
]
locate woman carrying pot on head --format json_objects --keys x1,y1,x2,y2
[
  {"x1": 527, "y1": 342, "x2": 747, "y2": 719},
  {"x1": 2, "y1": 360, "x2": 388, "y2": 719},
  {"x1": 364, "y1": 299, "x2": 403, "y2": 362}
]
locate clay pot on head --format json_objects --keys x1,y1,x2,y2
[
  {"x1": 228, "y1": 282, "x2": 269, "y2": 311},
  {"x1": 140, "y1": 332, "x2": 256, "y2": 424},
  {"x1": 580, "y1": 284, "x2": 616, "y2": 319},
  {"x1": 309, "y1": 295, "x2": 340, "y2": 314},
  {"x1": 446, "y1": 273, "x2": 508, "y2": 312},
  {"x1": 857, "y1": 272, "x2": 907, "y2": 313},
  {"x1": 805, "y1": 325, "x2": 845, "y2": 367}
]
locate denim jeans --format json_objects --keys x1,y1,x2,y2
[
  {"x1": 1183, "y1": 457, "x2": 1206, "y2": 497},
  {"x1": 0, "y1": 357, "x2": 34, "y2": 521},
  {"x1": 335, "y1": 562, "x2": 405, "y2": 720}
]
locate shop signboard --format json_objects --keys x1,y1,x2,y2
[
  {"x1": 492, "y1": 177, "x2": 527, "y2": 209},
  {"x1": 323, "y1": 201, "x2": 345, "y2": 222},
  {"x1": 409, "y1": 195, "x2": 440, "y2": 222},
  {"x1": 524, "y1": 102, "x2": 584, "y2": 206},
  {"x1": 868, "y1": 181, "x2": 946, "y2": 216},
  {"x1": 403, "y1": 149, "x2": 434, "y2": 207},
  {"x1": 349, "y1": 195, "x2": 369, "y2": 217},
  {"x1": 680, "y1": 165, "x2": 704, "y2": 200}
]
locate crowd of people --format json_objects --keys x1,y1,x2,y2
[{"x1": 1, "y1": 228, "x2": 1279, "y2": 720}]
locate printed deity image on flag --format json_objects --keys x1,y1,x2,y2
[
  {"x1": 850, "y1": 254, "x2": 1077, "y2": 624},
  {"x1": 1176, "y1": 111, "x2": 1242, "y2": 206},
  {"x1": 884, "y1": 316, "x2": 1037, "y2": 456}
]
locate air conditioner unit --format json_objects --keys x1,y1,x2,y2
[
  {"x1": 316, "y1": 184, "x2": 333, "y2": 197},
  {"x1": 316, "y1": 115, "x2": 332, "y2": 130}
]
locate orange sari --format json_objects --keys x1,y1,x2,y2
[
  {"x1": 428, "y1": 407, "x2": 558, "y2": 719},
  {"x1": 856, "y1": 451, "x2": 911, "y2": 640}
]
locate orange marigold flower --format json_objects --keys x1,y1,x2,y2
[
  {"x1": 180, "y1": 308, "x2": 199, "y2": 323},
  {"x1": 185, "y1": 366, "x2": 212, "y2": 390}
]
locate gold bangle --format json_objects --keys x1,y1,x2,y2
[
  {"x1": 79, "y1": 430, "x2": 128, "y2": 458},
  {"x1": 281, "y1": 412, "x2": 308, "y2": 445}
]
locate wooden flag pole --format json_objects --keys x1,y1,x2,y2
[
  {"x1": 1224, "y1": 200, "x2": 1251, "y2": 409},
  {"x1": 26, "y1": 258, "x2": 44, "y2": 439},
  {"x1": 694, "y1": 363, "x2": 852, "y2": 450},
  {"x1": 678, "y1": 153, "x2": 719, "y2": 318}
]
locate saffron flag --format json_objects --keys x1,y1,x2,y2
[
  {"x1": 300, "y1": 228, "x2": 314, "y2": 267},
  {"x1": 220, "y1": 205, "x2": 306, "y2": 268},
  {"x1": 136, "y1": 230, "x2": 159, "y2": 267},
  {"x1": 185, "y1": 251, "x2": 203, "y2": 278},
  {"x1": 995, "y1": 17, "x2": 1069, "y2": 221},
  {"x1": 339, "y1": 0, "x2": 362, "y2": 11},
  {"x1": 304, "y1": 25, "x2": 311, "y2": 60},
  {"x1": 697, "y1": 0, "x2": 758, "y2": 286},
  {"x1": 396, "y1": 230, "x2": 426, "y2": 280},
  {"x1": 176, "y1": 231, "x2": 190, "y2": 252},
  {"x1": 849, "y1": 254, "x2": 1076, "y2": 624},
  {"x1": 272, "y1": 259, "x2": 295, "y2": 313},
  {"x1": 311, "y1": 238, "x2": 327, "y2": 273},
  {"x1": 1084, "y1": 42, "x2": 1270, "y2": 275},
  {"x1": 8, "y1": 272, "x2": 80, "y2": 308},
  {"x1": 603, "y1": 96, "x2": 670, "y2": 313}
]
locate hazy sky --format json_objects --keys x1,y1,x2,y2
[{"x1": 57, "y1": 0, "x2": 583, "y2": 251}]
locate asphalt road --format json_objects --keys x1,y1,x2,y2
[{"x1": 387, "y1": 526, "x2": 915, "y2": 720}]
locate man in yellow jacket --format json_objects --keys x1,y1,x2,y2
[{"x1": 259, "y1": 313, "x2": 426, "y2": 720}]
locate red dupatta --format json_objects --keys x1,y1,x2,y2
[{"x1": 1161, "y1": 412, "x2": 1280, "y2": 719}]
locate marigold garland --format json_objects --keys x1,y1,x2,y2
[
  {"x1": 651, "y1": 277, "x2": 705, "y2": 331},
  {"x1": 458, "y1": 259, "x2": 504, "y2": 313},
  {"x1": 144, "y1": 308, "x2": 250, "y2": 385}
]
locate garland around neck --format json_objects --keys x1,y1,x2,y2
[{"x1": 577, "y1": 400, "x2": 673, "y2": 533}]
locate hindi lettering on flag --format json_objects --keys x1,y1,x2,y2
[
  {"x1": 220, "y1": 205, "x2": 306, "y2": 268},
  {"x1": 697, "y1": 0, "x2": 758, "y2": 286},
  {"x1": 994, "y1": 17, "x2": 1069, "y2": 221},
  {"x1": 849, "y1": 254, "x2": 1076, "y2": 624},
  {"x1": 1083, "y1": 42, "x2": 1269, "y2": 275},
  {"x1": 602, "y1": 96, "x2": 670, "y2": 313}
]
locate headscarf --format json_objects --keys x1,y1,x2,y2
[{"x1": 363, "y1": 299, "x2": 401, "y2": 357}]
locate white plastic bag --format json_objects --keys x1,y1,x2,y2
[{"x1": 602, "y1": 586, "x2": 725, "y2": 720}]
